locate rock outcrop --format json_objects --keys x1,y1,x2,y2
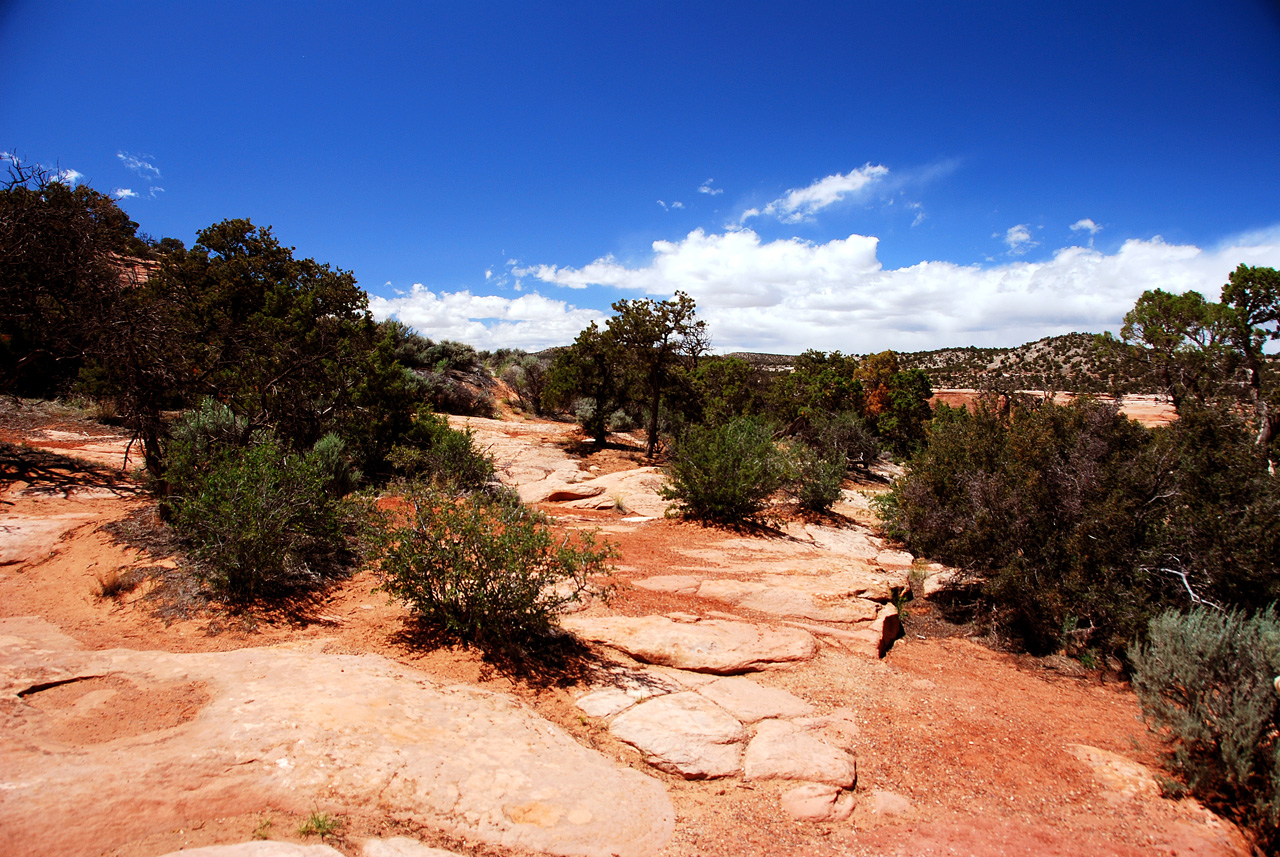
[
  {"x1": 0, "y1": 617, "x2": 673, "y2": 857},
  {"x1": 562, "y1": 615, "x2": 818, "y2": 673}
]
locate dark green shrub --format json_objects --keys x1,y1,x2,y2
[
  {"x1": 166, "y1": 432, "x2": 352, "y2": 600},
  {"x1": 1130, "y1": 607, "x2": 1280, "y2": 849},
  {"x1": 799, "y1": 410, "x2": 880, "y2": 472},
  {"x1": 876, "y1": 397, "x2": 1166, "y2": 654},
  {"x1": 785, "y1": 441, "x2": 847, "y2": 513},
  {"x1": 386, "y1": 408, "x2": 494, "y2": 490},
  {"x1": 376, "y1": 484, "x2": 614, "y2": 648},
  {"x1": 662, "y1": 416, "x2": 789, "y2": 524}
]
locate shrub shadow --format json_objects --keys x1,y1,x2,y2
[
  {"x1": 388, "y1": 617, "x2": 607, "y2": 690},
  {"x1": 1, "y1": 441, "x2": 140, "y2": 502}
]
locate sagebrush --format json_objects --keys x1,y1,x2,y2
[
  {"x1": 376, "y1": 484, "x2": 613, "y2": 648},
  {"x1": 1130, "y1": 607, "x2": 1280, "y2": 850},
  {"x1": 662, "y1": 416, "x2": 790, "y2": 524}
]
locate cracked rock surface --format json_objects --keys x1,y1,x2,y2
[{"x1": 0, "y1": 617, "x2": 673, "y2": 857}]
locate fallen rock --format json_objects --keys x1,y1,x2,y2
[
  {"x1": 609, "y1": 692, "x2": 746, "y2": 779},
  {"x1": 158, "y1": 845, "x2": 343, "y2": 857},
  {"x1": 780, "y1": 783, "x2": 855, "y2": 822},
  {"x1": 695, "y1": 676, "x2": 814, "y2": 723},
  {"x1": 743, "y1": 720, "x2": 856, "y2": 788},
  {"x1": 0, "y1": 617, "x2": 673, "y2": 857},
  {"x1": 696, "y1": 579, "x2": 879, "y2": 624},
  {"x1": 562, "y1": 615, "x2": 818, "y2": 673}
]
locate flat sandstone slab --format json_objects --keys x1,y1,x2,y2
[
  {"x1": 609, "y1": 691, "x2": 746, "y2": 779},
  {"x1": 562, "y1": 615, "x2": 818, "y2": 674},
  {"x1": 0, "y1": 617, "x2": 673, "y2": 857}
]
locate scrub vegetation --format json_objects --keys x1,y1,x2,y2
[{"x1": 5, "y1": 153, "x2": 1279, "y2": 847}]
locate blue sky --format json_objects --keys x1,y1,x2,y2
[{"x1": 4, "y1": 1, "x2": 1280, "y2": 353}]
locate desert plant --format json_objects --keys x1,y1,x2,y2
[
  {"x1": 92, "y1": 566, "x2": 145, "y2": 600},
  {"x1": 1130, "y1": 606, "x2": 1280, "y2": 849},
  {"x1": 785, "y1": 441, "x2": 847, "y2": 513},
  {"x1": 385, "y1": 409, "x2": 494, "y2": 490},
  {"x1": 800, "y1": 410, "x2": 880, "y2": 472},
  {"x1": 165, "y1": 425, "x2": 354, "y2": 601},
  {"x1": 662, "y1": 416, "x2": 789, "y2": 524},
  {"x1": 875, "y1": 397, "x2": 1166, "y2": 654},
  {"x1": 297, "y1": 808, "x2": 342, "y2": 840},
  {"x1": 376, "y1": 484, "x2": 614, "y2": 649}
]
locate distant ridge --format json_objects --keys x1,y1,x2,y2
[{"x1": 724, "y1": 333, "x2": 1153, "y2": 394}]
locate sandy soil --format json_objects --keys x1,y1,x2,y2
[{"x1": 0, "y1": 402, "x2": 1249, "y2": 857}]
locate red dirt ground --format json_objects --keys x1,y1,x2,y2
[{"x1": 0, "y1": 403, "x2": 1251, "y2": 857}]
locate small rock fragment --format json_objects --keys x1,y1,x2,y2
[{"x1": 780, "y1": 783, "x2": 855, "y2": 822}]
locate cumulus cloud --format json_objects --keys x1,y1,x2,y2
[
  {"x1": 1002, "y1": 223, "x2": 1037, "y2": 254},
  {"x1": 368, "y1": 286, "x2": 607, "y2": 351},
  {"x1": 745, "y1": 164, "x2": 890, "y2": 224},
  {"x1": 1071, "y1": 218, "x2": 1102, "y2": 235},
  {"x1": 117, "y1": 151, "x2": 161, "y2": 179},
  {"x1": 518, "y1": 226, "x2": 1280, "y2": 354},
  {"x1": 698, "y1": 179, "x2": 723, "y2": 196},
  {"x1": 113, "y1": 188, "x2": 138, "y2": 200},
  {"x1": 52, "y1": 168, "x2": 83, "y2": 185}
]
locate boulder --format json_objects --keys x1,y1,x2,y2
[
  {"x1": 695, "y1": 676, "x2": 814, "y2": 723},
  {"x1": 561, "y1": 615, "x2": 818, "y2": 673},
  {"x1": 742, "y1": 720, "x2": 856, "y2": 788},
  {"x1": 609, "y1": 692, "x2": 746, "y2": 779},
  {"x1": 780, "y1": 783, "x2": 855, "y2": 822},
  {"x1": 0, "y1": 617, "x2": 673, "y2": 857}
]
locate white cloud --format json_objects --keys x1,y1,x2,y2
[
  {"x1": 745, "y1": 164, "x2": 890, "y2": 224},
  {"x1": 52, "y1": 168, "x2": 83, "y2": 185},
  {"x1": 368, "y1": 286, "x2": 607, "y2": 351},
  {"x1": 113, "y1": 188, "x2": 138, "y2": 199},
  {"x1": 1002, "y1": 223, "x2": 1037, "y2": 254},
  {"x1": 518, "y1": 226, "x2": 1280, "y2": 353},
  {"x1": 117, "y1": 151, "x2": 160, "y2": 178},
  {"x1": 1071, "y1": 218, "x2": 1102, "y2": 235},
  {"x1": 698, "y1": 179, "x2": 723, "y2": 196},
  {"x1": 672, "y1": 200, "x2": 685, "y2": 209}
]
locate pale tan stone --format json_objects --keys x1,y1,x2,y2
[
  {"x1": 696, "y1": 676, "x2": 814, "y2": 723},
  {"x1": 0, "y1": 618, "x2": 673, "y2": 857},
  {"x1": 743, "y1": 720, "x2": 856, "y2": 788},
  {"x1": 780, "y1": 783, "x2": 855, "y2": 822},
  {"x1": 562, "y1": 615, "x2": 818, "y2": 673},
  {"x1": 609, "y1": 692, "x2": 746, "y2": 779}
]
